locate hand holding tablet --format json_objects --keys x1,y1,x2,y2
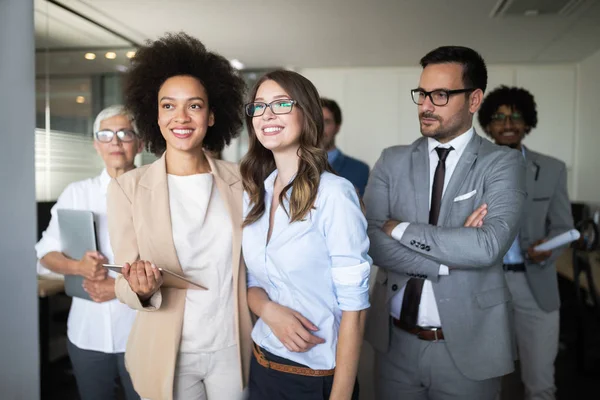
[{"x1": 104, "y1": 262, "x2": 207, "y2": 291}]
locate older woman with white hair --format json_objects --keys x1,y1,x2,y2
[{"x1": 35, "y1": 105, "x2": 143, "y2": 400}]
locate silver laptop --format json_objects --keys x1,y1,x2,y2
[{"x1": 57, "y1": 209, "x2": 98, "y2": 301}]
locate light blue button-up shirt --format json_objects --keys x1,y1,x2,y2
[
  {"x1": 503, "y1": 147, "x2": 527, "y2": 264},
  {"x1": 243, "y1": 170, "x2": 371, "y2": 370}
]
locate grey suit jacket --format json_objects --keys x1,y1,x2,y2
[
  {"x1": 517, "y1": 147, "x2": 574, "y2": 312},
  {"x1": 363, "y1": 132, "x2": 526, "y2": 381}
]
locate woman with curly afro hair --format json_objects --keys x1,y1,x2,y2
[{"x1": 106, "y1": 32, "x2": 252, "y2": 400}]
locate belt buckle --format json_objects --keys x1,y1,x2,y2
[{"x1": 430, "y1": 327, "x2": 439, "y2": 342}]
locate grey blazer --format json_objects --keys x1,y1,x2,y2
[
  {"x1": 363, "y1": 132, "x2": 526, "y2": 381},
  {"x1": 518, "y1": 147, "x2": 574, "y2": 312}
]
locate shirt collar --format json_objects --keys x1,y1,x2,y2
[
  {"x1": 99, "y1": 168, "x2": 111, "y2": 194},
  {"x1": 327, "y1": 148, "x2": 341, "y2": 164},
  {"x1": 427, "y1": 126, "x2": 474, "y2": 158},
  {"x1": 263, "y1": 169, "x2": 278, "y2": 195},
  {"x1": 263, "y1": 169, "x2": 296, "y2": 198}
]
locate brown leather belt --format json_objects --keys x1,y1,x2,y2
[
  {"x1": 392, "y1": 318, "x2": 445, "y2": 341},
  {"x1": 252, "y1": 343, "x2": 335, "y2": 377}
]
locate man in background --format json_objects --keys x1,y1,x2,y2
[
  {"x1": 322, "y1": 98, "x2": 370, "y2": 196},
  {"x1": 479, "y1": 86, "x2": 574, "y2": 400}
]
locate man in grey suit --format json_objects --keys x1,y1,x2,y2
[
  {"x1": 478, "y1": 86, "x2": 574, "y2": 400},
  {"x1": 364, "y1": 46, "x2": 526, "y2": 400}
]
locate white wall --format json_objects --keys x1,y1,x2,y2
[
  {"x1": 575, "y1": 48, "x2": 600, "y2": 204},
  {"x1": 301, "y1": 62, "x2": 587, "y2": 200}
]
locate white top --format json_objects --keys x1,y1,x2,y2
[
  {"x1": 35, "y1": 169, "x2": 137, "y2": 353},
  {"x1": 390, "y1": 128, "x2": 474, "y2": 327},
  {"x1": 243, "y1": 171, "x2": 371, "y2": 369},
  {"x1": 167, "y1": 173, "x2": 236, "y2": 353}
]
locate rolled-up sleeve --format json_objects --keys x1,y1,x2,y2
[
  {"x1": 320, "y1": 179, "x2": 372, "y2": 311},
  {"x1": 35, "y1": 184, "x2": 77, "y2": 276},
  {"x1": 247, "y1": 269, "x2": 261, "y2": 289}
]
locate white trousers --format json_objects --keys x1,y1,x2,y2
[
  {"x1": 173, "y1": 345, "x2": 243, "y2": 400},
  {"x1": 505, "y1": 271, "x2": 559, "y2": 400}
]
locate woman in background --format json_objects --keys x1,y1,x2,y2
[
  {"x1": 36, "y1": 105, "x2": 142, "y2": 400},
  {"x1": 241, "y1": 70, "x2": 371, "y2": 400},
  {"x1": 107, "y1": 33, "x2": 252, "y2": 400}
]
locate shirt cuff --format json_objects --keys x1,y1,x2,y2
[
  {"x1": 439, "y1": 264, "x2": 449, "y2": 275},
  {"x1": 332, "y1": 261, "x2": 371, "y2": 311},
  {"x1": 143, "y1": 290, "x2": 162, "y2": 310},
  {"x1": 391, "y1": 222, "x2": 411, "y2": 241}
]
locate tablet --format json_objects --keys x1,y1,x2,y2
[
  {"x1": 103, "y1": 264, "x2": 207, "y2": 290},
  {"x1": 57, "y1": 209, "x2": 96, "y2": 301}
]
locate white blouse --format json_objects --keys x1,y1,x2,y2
[
  {"x1": 35, "y1": 169, "x2": 136, "y2": 353},
  {"x1": 167, "y1": 173, "x2": 236, "y2": 353}
]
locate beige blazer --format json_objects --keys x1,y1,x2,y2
[{"x1": 107, "y1": 153, "x2": 253, "y2": 400}]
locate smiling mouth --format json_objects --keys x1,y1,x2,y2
[
  {"x1": 501, "y1": 131, "x2": 517, "y2": 138},
  {"x1": 262, "y1": 126, "x2": 283, "y2": 135},
  {"x1": 172, "y1": 128, "x2": 193, "y2": 138}
]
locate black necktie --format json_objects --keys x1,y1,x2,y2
[{"x1": 399, "y1": 146, "x2": 454, "y2": 327}]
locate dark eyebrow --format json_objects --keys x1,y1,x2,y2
[
  {"x1": 415, "y1": 87, "x2": 452, "y2": 92},
  {"x1": 159, "y1": 96, "x2": 206, "y2": 103},
  {"x1": 253, "y1": 95, "x2": 292, "y2": 102}
]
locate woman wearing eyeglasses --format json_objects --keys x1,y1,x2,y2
[
  {"x1": 35, "y1": 105, "x2": 143, "y2": 400},
  {"x1": 241, "y1": 70, "x2": 371, "y2": 400},
  {"x1": 107, "y1": 33, "x2": 252, "y2": 400}
]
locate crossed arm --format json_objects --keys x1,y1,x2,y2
[{"x1": 364, "y1": 149, "x2": 526, "y2": 273}]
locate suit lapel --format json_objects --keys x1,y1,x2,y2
[
  {"x1": 331, "y1": 152, "x2": 346, "y2": 173},
  {"x1": 207, "y1": 156, "x2": 243, "y2": 292},
  {"x1": 137, "y1": 153, "x2": 183, "y2": 274},
  {"x1": 412, "y1": 139, "x2": 430, "y2": 224},
  {"x1": 521, "y1": 148, "x2": 538, "y2": 243},
  {"x1": 439, "y1": 134, "x2": 480, "y2": 225}
]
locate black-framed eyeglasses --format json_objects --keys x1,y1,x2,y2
[
  {"x1": 245, "y1": 99, "x2": 297, "y2": 117},
  {"x1": 410, "y1": 88, "x2": 476, "y2": 106},
  {"x1": 95, "y1": 129, "x2": 137, "y2": 143},
  {"x1": 490, "y1": 112, "x2": 525, "y2": 125}
]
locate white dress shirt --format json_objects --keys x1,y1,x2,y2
[
  {"x1": 167, "y1": 173, "x2": 236, "y2": 353},
  {"x1": 35, "y1": 169, "x2": 137, "y2": 353},
  {"x1": 243, "y1": 171, "x2": 371, "y2": 369},
  {"x1": 390, "y1": 127, "x2": 474, "y2": 327}
]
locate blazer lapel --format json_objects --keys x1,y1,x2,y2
[
  {"x1": 439, "y1": 133, "x2": 480, "y2": 225},
  {"x1": 137, "y1": 153, "x2": 183, "y2": 274},
  {"x1": 331, "y1": 152, "x2": 346, "y2": 173},
  {"x1": 207, "y1": 156, "x2": 243, "y2": 291},
  {"x1": 521, "y1": 148, "x2": 538, "y2": 243},
  {"x1": 412, "y1": 139, "x2": 430, "y2": 224}
]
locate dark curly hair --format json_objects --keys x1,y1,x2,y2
[
  {"x1": 124, "y1": 32, "x2": 246, "y2": 155},
  {"x1": 478, "y1": 86, "x2": 538, "y2": 134}
]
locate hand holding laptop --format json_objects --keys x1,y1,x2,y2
[{"x1": 76, "y1": 251, "x2": 108, "y2": 281}]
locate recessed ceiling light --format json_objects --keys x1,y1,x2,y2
[
  {"x1": 229, "y1": 59, "x2": 244, "y2": 70},
  {"x1": 524, "y1": 9, "x2": 539, "y2": 16},
  {"x1": 105, "y1": 52, "x2": 117, "y2": 60},
  {"x1": 76, "y1": 96, "x2": 85, "y2": 104},
  {"x1": 84, "y1": 52, "x2": 96, "y2": 60},
  {"x1": 126, "y1": 51, "x2": 136, "y2": 59}
]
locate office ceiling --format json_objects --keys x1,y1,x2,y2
[{"x1": 35, "y1": 0, "x2": 600, "y2": 70}]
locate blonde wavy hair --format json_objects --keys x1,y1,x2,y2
[{"x1": 241, "y1": 70, "x2": 332, "y2": 226}]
